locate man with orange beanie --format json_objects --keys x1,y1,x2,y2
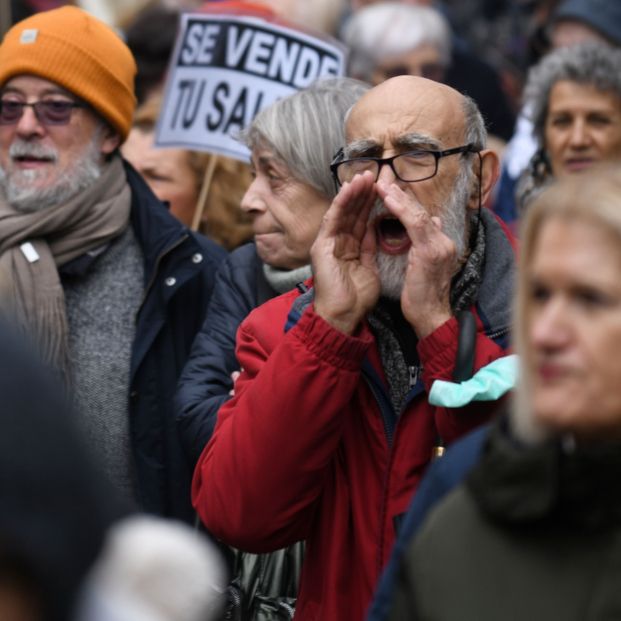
[{"x1": 0, "y1": 6, "x2": 226, "y2": 522}]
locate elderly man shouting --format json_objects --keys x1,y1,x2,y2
[
  {"x1": 193, "y1": 76, "x2": 516, "y2": 619},
  {"x1": 0, "y1": 7, "x2": 225, "y2": 522}
]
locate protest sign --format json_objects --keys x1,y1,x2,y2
[{"x1": 156, "y1": 13, "x2": 346, "y2": 161}]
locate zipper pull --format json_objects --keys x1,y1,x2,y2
[{"x1": 408, "y1": 365, "x2": 421, "y2": 388}]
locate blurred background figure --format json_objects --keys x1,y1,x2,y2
[
  {"x1": 341, "y1": 2, "x2": 515, "y2": 142},
  {"x1": 176, "y1": 76, "x2": 370, "y2": 621},
  {"x1": 122, "y1": 96, "x2": 254, "y2": 250},
  {"x1": 0, "y1": 320, "x2": 130, "y2": 621},
  {"x1": 123, "y1": 4, "x2": 182, "y2": 106},
  {"x1": 549, "y1": 0, "x2": 621, "y2": 49},
  {"x1": 515, "y1": 43, "x2": 621, "y2": 212},
  {"x1": 343, "y1": 2, "x2": 452, "y2": 85},
  {"x1": 372, "y1": 162, "x2": 621, "y2": 621},
  {"x1": 251, "y1": 0, "x2": 347, "y2": 37},
  {"x1": 75, "y1": 516, "x2": 226, "y2": 621}
]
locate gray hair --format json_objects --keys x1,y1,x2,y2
[
  {"x1": 454, "y1": 94, "x2": 487, "y2": 198},
  {"x1": 341, "y1": 2, "x2": 452, "y2": 82},
  {"x1": 462, "y1": 94, "x2": 487, "y2": 151},
  {"x1": 240, "y1": 77, "x2": 370, "y2": 199},
  {"x1": 523, "y1": 42, "x2": 621, "y2": 144}
]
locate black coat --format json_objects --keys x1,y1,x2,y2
[
  {"x1": 125, "y1": 162, "x2": 226, "y2": 522},
  {"x1": 384, "y1": 417, "x2": 621, "y2": 621},
  {"x1": 175, "y1": 243, "x2": 277, "y2": 465}
]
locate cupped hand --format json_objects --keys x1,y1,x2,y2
[
  {"x1": 376, "y1": 180, "x2": 458, "y2": 338},
  {"x1": 312, "y1": 171, "x2": 380, "y2": 335}
]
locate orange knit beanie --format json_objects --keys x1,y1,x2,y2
[{"x1": 0, "y1": 6, "x2": 137, "y2": 140}]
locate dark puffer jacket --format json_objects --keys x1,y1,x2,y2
[
  {"x1": 388, "y1": 416, "x2": 621, "y2": 621},
  {"x1": 176, "y1": 242, "x2": 277, "y2": 463},
  {"x1": 175, "y1": 242, "x2": 304, "y2": 621}
]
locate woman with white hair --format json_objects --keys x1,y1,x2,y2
[
  {"x1": 342, "y1": 2, "x2": 452, "y2": 84},
  {"x1": 370, "y1": 163, "x2": 621, "y2": 620},
  {"x1": 341, "y1": 1, "x2": 515, "y2": 140}
]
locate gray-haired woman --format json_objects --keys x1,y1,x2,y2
[
  {"x1": 175, "y1": 76, "x2": 369, "y2": 621},
  {"x1": 517, "y1": 42, "x2": 621, "y2": 211}
]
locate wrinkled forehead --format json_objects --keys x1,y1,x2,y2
[{"x1": 345, "y1": 76, "x2": 466, "y2": 152}]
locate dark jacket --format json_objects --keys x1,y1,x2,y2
[
  {"x1": 176, "y1": 244, "x2": 306, "y2": 621},
  {"x1": 384, "y1": 416, "x2": 621, "y2": 621},
  {"x1": 175, "y1": 242, "x2": 277, "y2": 464},
  {"x1": 125, "y1": 161, "x2": 226, "y2": 522}
]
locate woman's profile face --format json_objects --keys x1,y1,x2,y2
[
  {"x1": 122, "y1": 127, "x2": 199, "y2": 227},
  {"x1": 544, "y1": 80, "x2": 621, "y2": 179},
  {"x1": 241, "y1": 147, "x2": 330, "y2": 269},
  {"x1": 526, "y1": 216, "x2": 621, "y2": 439}
]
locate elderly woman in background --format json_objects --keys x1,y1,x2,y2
[
  {"x1": 175, "y1": 76, "x2": 369, "y2": 621},
  {"x1": 370, "y1": 163, "x2": 621, "y2": 621},
  {"x1": 516, "y1": 42, "x2": 621, "y2": 212},
  {"x1": 342, "y1": 2, "x2": 452, "y2": 85},
  {"x1": 122, "y1": 97, "x2": 254, "y2": 250},
  {"x1": 341, "y1": 2, "x2": 515, "y2": 141}
]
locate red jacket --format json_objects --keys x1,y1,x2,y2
[{"x1": 193, "y1": 211, "x2": 515, "y2": 620}]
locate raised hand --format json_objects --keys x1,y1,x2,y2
[
  {"x1": 376, "y1": 180, "x2": 458, "y2": 338},
  {"x1": 312, "y1": 171, "x2": 380, "y2": 335}
]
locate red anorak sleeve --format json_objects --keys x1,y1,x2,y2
[{"x1": 192, "y1": 305, "x2": 373, "y2": 552}]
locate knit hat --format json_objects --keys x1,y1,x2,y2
[
  {"x1": 553, "y1": 0, "x2": 621, "y2": 47},
  {"x1": 0, "y1": 6, "x2": 137, "y2": 140}
]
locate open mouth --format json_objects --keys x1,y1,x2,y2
[{"x1": 375, "y1": 215, "x2": 410, "y2": 254}]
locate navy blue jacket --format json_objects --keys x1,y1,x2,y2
[
  {"x1": 124, "y1": 161, "x2": 226, "y2": 522},
  {"x1": 175, "y1": 243, "x2": 277, "y2": 465}
]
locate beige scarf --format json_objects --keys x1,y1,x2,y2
[{"x1": 0, "y1": 155, "x2": 131, "y2": 374}]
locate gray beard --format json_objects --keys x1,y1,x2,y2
[
  {"x1": 374, "y1": 166, "x2": 472, "y2": 301},
  {"x1": 0, "y1": 135, "x2": 103, "y2": 213}
]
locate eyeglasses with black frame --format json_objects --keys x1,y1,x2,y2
[
  {"x1": 0, "y1": 100, "x2": 86, "y2": 126},
  {"x1": 330, "y1": 144, "x2": 477, "y2": 187}
]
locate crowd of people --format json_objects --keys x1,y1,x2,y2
[{"x1": 2, "y1": 1, "x2": 621, "y2": 620}]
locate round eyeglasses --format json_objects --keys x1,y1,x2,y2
[
  {"x1": 0, "y1": 100, "x2": 86, "y2": 126},
  {"x1": 330, "y1": 144, "x2": 477, "y2": 187}
]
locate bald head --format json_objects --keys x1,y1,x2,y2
[{"x1": 346, "y1": 75, "x2": 467, "y2": 151}]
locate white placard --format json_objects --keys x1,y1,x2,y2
[{"x1": 155, "y1": 13, "x2": 347, "y2": 161}]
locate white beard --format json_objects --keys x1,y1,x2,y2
[
  {"x1": 376, "y1": 250, "x2": 409, "y2": 301},
  {"x1": 373, "y1": 165, "x2": 472, "y2": 301},
  {"x1": 0, "y1": 132, "x2": 104, "y2": 213}
]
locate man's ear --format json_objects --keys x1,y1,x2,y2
[
  {"x1": 467, "y1": 149, "x2": 500, "y2": 210},
  {"x1": 100, "y1": 124, "x2": 122, "y2": 156}
]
